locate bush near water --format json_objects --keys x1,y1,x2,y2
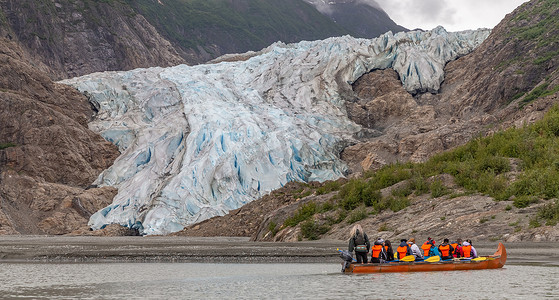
[{"x1": 280, "y1": 105, "x2": 559, "y2": 240}]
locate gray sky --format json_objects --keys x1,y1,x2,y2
[{"x1": 375, "y1": 0, "x2": 529, "y2": 31}]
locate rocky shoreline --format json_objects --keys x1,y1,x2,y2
[{"x1": 1, "y1": 236, "x2": 558, "y2": 266}]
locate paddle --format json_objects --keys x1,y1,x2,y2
[
  {"x1": 424, "y1": 256, "x2": 441, "y2": 263},
  {"x1": 471, "y1": 257, "x2": 487, "y2": 261},
  {"x1": 337, "y1": 248, "x2": 356, "y2": 262},
  {"x1": 400, "y1": 255, "x2": 415, "y2": 262}
]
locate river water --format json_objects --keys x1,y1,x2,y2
[{"x1": 1, "y1": 262, "x2": 558, "y2": 299}]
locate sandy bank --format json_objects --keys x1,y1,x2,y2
[{"x1": 0, "y1": 236, "x2": 558, "y2": 265}]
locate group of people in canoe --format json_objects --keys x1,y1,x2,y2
[{"x1": 348, "y1": 224, "x2": 478, "y2": 263}]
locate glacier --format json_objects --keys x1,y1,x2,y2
[{"x1": 61, "y1": 27, "x2": 490, "y2": 235}]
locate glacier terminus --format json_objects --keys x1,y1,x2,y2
[{"x1": 61, "y1": 27, "x2": 490, "y2": 235}]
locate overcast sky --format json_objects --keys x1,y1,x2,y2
[{"x1": 374, "y1": 0, "x2": 529, "y2": 31}]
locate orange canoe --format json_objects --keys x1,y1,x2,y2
[{"x1": 344, "y1": 243, "x2": 507, "y2": 274}]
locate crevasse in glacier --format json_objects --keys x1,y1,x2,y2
[{"x1": 61, "y1": 27, "x2": 490, "y2": 235}]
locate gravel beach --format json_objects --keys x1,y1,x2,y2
[{"x1": 1, "y1": 236, "x2": 558, "y2": 265}]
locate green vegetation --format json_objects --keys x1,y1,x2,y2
[
  {"x1": 529, "y1": 217, "x2": 542, "y2": 228},
  {"x1": 0, "y1": 7, "x2": 8, "y2": 27},
  {"x1": 521, "y1": 83, "x2": 559, "y2": 106},
  {"x1": 496, "y1": 0, "x2": 559, "y2": 104},
  {"x1": 537, "y1": 200, "x2": 559, "y2": 225},
  {"x1": 284, "y1": 105, "x2": 559, "y2": 239},
  {"x1": 508, "y1": 220, "x2": 520, "y2": 227},
  {"x1": 511, "y1": 0, "x2": 559, "y2": 46},
  {"x1": 378, "y1": 223, "x2": 390, "y2": 231},
  {"x1": 430, "y1": 180, "x2": 449, "y2": 198},
  {"x1": 513, "y1": 195, "x2": 539, "y2": 208},
  {"x1": 300, "y1": 220, "x2": 329, "y2": 240},
  {"x1": 0, "y1": 143, "x2": 16, "y2": 150},
  {"x1": 316, "y1": 180, "x2": 342, "y2": 195},
  {"x1": 319, "y1": 201, "x2": 335, "y2": 213},
  {"x1": 283, "y1": 201, "x2": 317, "y2": 227},
  {"x1": 129, "y1": 0, "x2": 348, "y2": 55},
  {"x1": 268, "y1": 221, "x2": 279, "y2": 237},
  {"x1": 346, "y1": 207, "x2": 368, "y2": 224}
]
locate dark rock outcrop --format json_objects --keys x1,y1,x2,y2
[
  {"x1": 342, "y1": 0, "x2": 559, "y2": 174},
  {"x1": 0, "y1": 38, "x2": 121, "y2": 234},
  {"x1": 303, "y1": 0, "x2": 407, "y2": 38},
  {"x1": 0, "y1": 0, "x2": 186, "y2": 79}
]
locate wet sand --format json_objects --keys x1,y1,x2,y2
[{"x1": 0, "y1": 236, "x2": 558, "y2": 265}]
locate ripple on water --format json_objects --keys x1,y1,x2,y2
[{"x1": 0, "y1": 263, "x2": 558, "y2": 299}]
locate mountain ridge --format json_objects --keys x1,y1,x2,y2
[{"x1": 0, "y1": 0, "x2": 406, "y2": 79}]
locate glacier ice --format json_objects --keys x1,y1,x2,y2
[{"x1": 61, "y1": 27, "x2": 490, "y2": 235}]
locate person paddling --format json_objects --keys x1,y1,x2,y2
[
  {"x1": 396, "y1": 239, "x2": 412, "y2": 260},
  {"x1": 438, "y1": 238, "x2": 455, "y2": 260},
  {"x1": 461, "y1": 241, "x2": 478, "y2": 258},
  {"x1": 421, "y1": 237, "x2": 438, "y2": 257},
  {"x1": 453, "y1": 238, "x2": 463, "y2": 258},
  {"x1": 348, "y1": 224, "x2": 370, "y2": 264},
  {"x1": 371, "y1": 238, "x2": 387, "y2": 263},
  {"x1": 408, "y1": 238, "x2": 423, "y2": 260}
]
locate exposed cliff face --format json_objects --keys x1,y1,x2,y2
[
  {"x1": 0, "y1": 38, "x2": 121, "y2": 234},
  {"x1": 0, "y1": 0, "x2": 186, "y2": 79},
  {"x1": 0, "y1": 0, "x2": 408, "y2": 77},
  {"x1": 342, "y1": 0, "x2": 559, "y2": 173},
  {"x1": 133, "y1": 0, "x2": 352, "y2": 64},
  {"x1": 303, "y1": 0, "x2": 407, "y2": 38}
]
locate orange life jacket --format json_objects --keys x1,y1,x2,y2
[
  {"x1": 462, "y1": 245, "x2": 472, "y2": 258},
  {"x1": 450, "y1": 243, "x2": 458, "y2": 255},
  {"x1": 421, "y1": 242, "x2": 432, "y2": 257},
  {"x1": 396, "y1": 246, "x2": 408, "y2": 259},
  {"x1": 439, "y1": 244, "x2": 451, "y2": 257},
  {"x1": 372, "y1": 245, "x2": 383, "y2": 259}
]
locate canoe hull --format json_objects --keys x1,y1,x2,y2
[{"x1": 345, "y1": 243, "x2": 507, "y2": 274}]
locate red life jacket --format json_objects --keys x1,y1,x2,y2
[
  {"x1": 372, "y1": 245, "x2": 383, "y2": 259},
  {"x1": 439, "y1": 244, "x2": 451, "y2": 257},
  {"x1": 454, "y1": 245, "x2": 462, "y2": 257},
  {"x1": 396, "y1": 246, "x2": 408, "y2": 259},
  {"x1": 462, "y1": 245, "x2": 472, "y2": 258},
  {"x1": 421, "y1": 242, "x2": 432, "y2": 256}
]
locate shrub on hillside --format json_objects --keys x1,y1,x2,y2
[
  {"x1": 300, "y1": 220, "x2": 330, "y2": 240},
  {"x1": 513, "y1": 195, "x2": 539, "y2": 208},
  {"x1": 537, "y1": 200, "x2": 559, "y2": 225},
  {"x1": 283, "y1": 201, "x2": 317, "y2": 227},
  {"x1": 316, "y1": 180, "x2": 342, "y2": 195},
  {"x1": 347, "y1": 207, "x2": 368, "y2": 224}
]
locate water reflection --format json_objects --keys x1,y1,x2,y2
[{"x1": 1, "y1": 263, "x2": 558, "y2": 299}]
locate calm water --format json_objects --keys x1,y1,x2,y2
[{"x1": 0, "y1": 263, "x2": 558, "y2": 299}]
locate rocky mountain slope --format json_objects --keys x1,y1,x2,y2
[
  {"x1": 0, "y1": 0, "x2": 406, "y2": 79},
  {"x1": 0, "y1": 37, "x2": 122, "y2": 235},
  {"x1": 342, "y1": 0, "x2": 559, "y2": 172},
  {"x1": 131, "y1": 0, "x2": 350, "y2": 64},
  {"x1": 303, "y1": 0, "x2": 406, "y2": 38},
  {"x1": 0, "y1": 0, "x2": 186, "y2": 80},
  {"x1": 177, "y1": 0, "x2": 559, "y2": 242}
]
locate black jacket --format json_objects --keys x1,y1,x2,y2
[{"x1": 348, "y1": 233, "x2": 371, "y2": 253}]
